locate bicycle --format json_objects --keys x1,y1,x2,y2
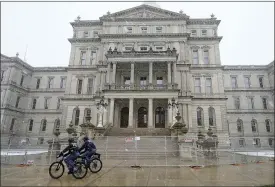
[
  {"x1": 76, "y1": 152, "x2": 103, "y2": 173},
  {"x1": 48, "y1": 155, "x2": 88, "y2": 179}
]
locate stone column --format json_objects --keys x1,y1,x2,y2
[
  {"x1": 128, "y1": 98, "x2": 134, "y2": 128},
  {"x1": 168, "y1": 98, "x2": 172, "y2": 127},
  {"x1": 149, "y1": 62, "x2": 153, "y2": 85},
  {"x1": 167, "y1": 62, "x2": 171, "y2": 85},
  {"x1": 112, "y1": 62, "x2": 117, "y2": 85},
  {"x1": 106, "y1": 63, "x2": 111, "y2": 84},
  {"x1": 103, "y1": 99, "x2": 109, "y2": 127},
  {"x1": 82, "y1": 77, "x2": 88, "y2": 94},
  {"x1": 100, "y1": 72, "x2": 105, "y2": 91},
  {"x1": 95, "y1": 72, "x2": 101, "y2": 94},
  {"x1": 148, "y1": 98, "x2": 153, "y2": 128},
  {"x1": 198, "y1": 48, "x2": 203, "y2": 64},
  {"x1": 86, "y1": 49, "x2": 91, "y2": 65},
  {"x1": 187, "y1": 104, "x2": 192, "y2": 128},
  {"x1": 130, "y1": 63, "x2": 135, "y2": 86},
  {"x1": 173, "y1": 62, "x2": 177, "y2": 85},
  {"x1": 109, "y1": 98, "x2": 115, "y2": 125}
]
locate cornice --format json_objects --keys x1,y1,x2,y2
[
  {"x1": 188, "y1": 36, "x2": 223, "y2": 42},
  {"x1": 70, "y1": 20, "x2": 102, "y2": 27},
  {"x1": 187, "y1": 19, "x2": 221, "y2": 25},
  {"x1": 68, "y1": 38, "x2": 101, "y2": 43},
  {"x1": 99, "y1": 33, "x2": 190, "y2": 39},
  {"x1": 223, "y1": 65, "x2": 268, "y2": 71},
  {"x1": 34, "y1": 67, "x2": 67, "y2": 72},
  {"x1": 101, "y1": 17, "x2": 188, "y2": 22},
  {"x1": 1, "y1": 56, "x2": 34, "y2": 72}
]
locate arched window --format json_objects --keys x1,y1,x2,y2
[
  {"x1": 28, "y1": 119, "x2": 33, "y2": 131},
  {"x1": 120, "y1": 107, "x2": 129, "y2": 128},
  {"x1": 10, "y1": 118, "x2": 16, "y2": 131},
  {"x1": 41, "y1": 119, "x2": 47, "y2": 131},
  {"x1": 237, "y1": 119, "x2": 243, "y2": 132},
  {"x1": 84, "y1": 108, "x2": 91, "y2": 122},
  {"x1": 265, "y1": 119, "x2": 271, "y2": 132},
  {"x1": 251, "y1": 119, "x2": 257, "y2": 132},
  {"x1": 208, "y1": 107, "x2": 216, "y2": 126},
  {"x1": 197, "y1": 107, "x2": 203, "y2": 126},
  {"x1": 155, "y1": 107, "x2": 165, "y2": 128},
  {"x1": 138, "y1": 107, "x2": 148, "y2": 128},
  {"x1": 54, "y1": 119, "x2": 60, "y2": 131},
  {"x1": 72, "y1": 107, "x2": 80, "y2": 126}
]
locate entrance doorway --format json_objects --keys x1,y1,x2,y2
[
  {"x1": 155, "y1": 107, "x2": 165, "y2": 128},
  {"x1": 120, "y1": 107, "x2": 129, "y2": 128},
  {"x1": 138, "y1": 107, "x2": 148, "y2": 128}
]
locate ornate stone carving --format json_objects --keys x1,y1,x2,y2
[
  {"x1": 201, "y1": 45, "x2": 211, "y2": 49},
  {"x1": 190, "y1": 45, "x2": 200, "y2": 50}
]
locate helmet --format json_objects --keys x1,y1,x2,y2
[
  {"x1": 68, "y1": 138, "x2": 74, "y2": 143},
  {"x1": 83, "y1": 136, "x2": 89, "y2": 141}
]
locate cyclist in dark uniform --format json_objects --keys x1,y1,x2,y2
[
  {"x1": 58, "y1": 138, "x2": 79, "y2": 174},
  {"x1": 78, "y1": 136, "x2": 97, "y2": 163}
]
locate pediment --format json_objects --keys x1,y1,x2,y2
[
  {"x1": 101, "y1": 4, "x2": 188, "y2": 20},
  {"x1": 1, "y1": 54, "x2": 12, "y2": 61}
]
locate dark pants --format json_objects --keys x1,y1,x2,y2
[
  {"x1": 82, "y1": 149, "x2": 96, "y2": 162},
  {"x1": 64, "y1": 152, "x2": 79, "y2": 172}
]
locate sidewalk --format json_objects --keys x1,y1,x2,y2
[{"x1": 1, "y1": 160, "x2": 274, "y2": 186}]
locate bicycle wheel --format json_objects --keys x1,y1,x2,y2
[
  {"x1": 49, "y1": 161, "x2": 64, "y2": 179},
  {"x1": 89, "y1": 158, "x2": 102, "y2": 173},
  {"x1": 72, "y1": 162, "x2": 87, "y2": 179}
]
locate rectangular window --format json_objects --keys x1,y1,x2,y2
[
  {"x1": 127, "y1": 27, "x2": 132, "y2": 33},
  {"x1": 93, "y1": 31, "x2": 98, "y2": 37},
  {"x1": 80, "y1": 51, "x2": 86, "y2": 65},
  {"x1": 234, "y1": 97, "x2": 240, "y2": 109},
  {"x1": 239, "y1": 139, "x2": 245, "y2": 147},
  {"x1": 192, "y1": 50, "x2": 199, "y2": 64},
  {"x1": 10, "y1": 118, "x2": 15, "y2": 131},
  {"x1": 203, "y1": 50, "x2": 209, "y2": 64},
  {"x1": 32, "y1": 98, "x2": 37, "y2": 109},
  {"x1": 38, "y1": 137, "x2": 44, "y2": 145},
  {"x1": 140, "y1": 77, "x2": 147, "y2": 86},
  {"x1": 157, "y1": 77, "x2": 163, "y2": 85},
  {"x1": 248, "y1": 97, "x2": 254, "y2": 109},
  {"x1": 15, "y1": 96, "x2": 20, "y2": 108},
  {"x1": 1, "y1": 70, "x2": 4, "y2": 82},
  {"x1": 156, "y1": 26, "x2": 162, "y2": 33},
  {"x1": 156, "y1": 46, "x2": 163, "y2": 51},
  {"x1": 231, "y1": 77, "x2": 237, "y2": 88},
  {"x1": 262, "y1": 98, "x2": 268, "y2": 109},
  {"x1": 141, "y1": 27, "x2": 147, "y2": 33},
  {"x1": 244, "y1": 77, "x2": 251, "y2": 88},
  {"x1": 191, "y1": 30, "x2": 197, "y2": 36},
  {"x1": 205, "y1": 78, "x2": 212, "y2": 94},
  {"x1": 140, "y1": 47, "x2": 148, "y2": 51},
  {"x1": 194, "y1": 78, "x2": 201, "y2": 93},
  {"x1": 28, "y1": 120, "x2": 33, "y2": 131},
  {"x1": 77, "y1": 79, "x2": 83, "y2": 94},
  {"x1": 91, "y1": 51, "x2": 96, "y2": 65},
  {"x1": 258, "y1": 77, "x2": 264, "y2": 88},
  {"x1": 87, "y1": 78, "x2": 93, "y2": 94},
  {"x1": 20, "y1": 75, "x2": 24, "y2": 86},
  {"x1": 44, "y1": 98, "x2": 50, "y2": 109},
  {"x1": 83, "y1": 31, "x2": 89, "y2": 38},
  {"x1": 48, "y1": 77, "x2": 54, "y2": 88},
  {"x1": 253, "y1": 138, "x2": 261, "y2": 147},
  {"x1": 202, "y1": 30, "x2": 207, "y2": 36},
  {"x1": 268, "y1": 138, "x2": 273, "y2": 147},
  {"x1": 124, "y1": 77, "x2": 130, "y2": 85},
  {"x1": 36, "y1": 78, "x2": 40, "y2": 89},
  {"x1": 60, "y1": 77, "x2": 66, "y2": 88},
  {"x1": 124, "y1": 47, "x2": 132, "y2": 51},
  {"x1": 57, "y1": 98, "x2": 61, "y2": 109}
]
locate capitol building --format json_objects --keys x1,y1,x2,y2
[{"x1": 1, "y1": 3, "x2": 274, "y2": 149}]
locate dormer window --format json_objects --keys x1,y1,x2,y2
[
  {"x1": 191, "y1": 30, "x2": 197, "y2": 36},
  {"x1": 156, "y1": 27, "x2": 162, "y2": 33},
  {"x1": 83, "y1": 31, "x2": 89, "y2": 38},
  {"x1": 141, "y1": 27, "x2": 147, "y2": 33},
  {"x1": 93, "y1": 31, "x2": 98, "y2": 37},
  {"x1": 202, "y1": 30, "x2": 207, "y2": 36},
  {"x1": 127, "y1": 27, "x2": 132, "y2": 33},
  {"x1": 140, "y1": 47, "x2": 148, "y2": 51}
]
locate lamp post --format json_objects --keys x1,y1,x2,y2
[
  {"x1": 168, "y1": 97, "x2": 179, "y2": 127},
  {"x1": 96, "y1": 97, "x2": 108, "y2": 128}
]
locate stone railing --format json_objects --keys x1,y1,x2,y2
[
  {"x1": 63, "y1": 94, "x2": 95, "y2": 99},
  {"x1": 103, "y1": 84, "x2": 179, "y2": 91},
  {"x1": 192, "y1": 93, "x2": 227, "y2": 98}
]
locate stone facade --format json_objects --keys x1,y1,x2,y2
[{"x1": 1, "y1": 4, "x2": 274, "y2": 149}]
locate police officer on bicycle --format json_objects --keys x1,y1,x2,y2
[{"x1": 78, "y1": 136, "x2": 97, "y2": 163}]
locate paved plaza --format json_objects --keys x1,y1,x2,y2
[{"x1": 1, "y1": 160, "x2": 274, "y2": 186}]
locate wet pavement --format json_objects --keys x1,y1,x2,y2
[{"x1": 1, "y1": 160, "x2": 274, "y2": 186}]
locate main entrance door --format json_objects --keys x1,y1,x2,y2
[
  {"x1": 120, "y1": 107, "x2": 129, "y2": 128},
  {"x1": 155, "y1": 107, "x2": 165, "y2": 128},
  {"x1": 138, "y1": 107, "x2": 148, "y2": 128}
]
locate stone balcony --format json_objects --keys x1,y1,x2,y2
[
  {"x1": 105, "y1": 47, "x2": 178, "y2": 63},
  {"x1": 103, "y1": 84, "x2": 179, "y2": 91}
]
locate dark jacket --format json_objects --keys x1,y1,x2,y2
[
  {"x1": 79, "y1": 140, "x2": 96, "y2": 153},
  {"x1": 59, "y1": 143, "x2": 78, "y2": 157}
]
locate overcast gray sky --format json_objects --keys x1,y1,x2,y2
[{"x1": 1, "y1": 1, "x2": 274, "y2": 67}]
